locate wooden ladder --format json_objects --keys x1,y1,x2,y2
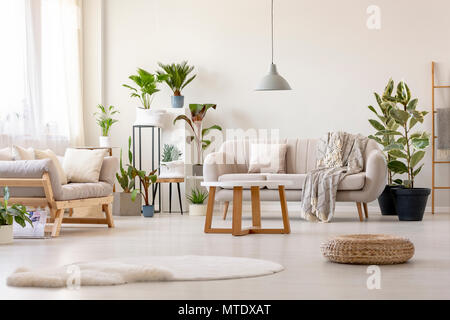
[{"x1": 431, "y1": 61, "x2": 450, "y2": 214}]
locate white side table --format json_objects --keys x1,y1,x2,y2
[{"x1": 200, "y1": 180, "x2": 292, "y2": 236}]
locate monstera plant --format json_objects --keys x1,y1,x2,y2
[{"x1": 369, "y1": 79, "x2": 430, "y2": 221}]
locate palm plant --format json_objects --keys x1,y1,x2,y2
[
  {"x1": 371, "y1": 79, "x2": 429, "y2": 188},
  {"x1": 186, "y1": 188, "x2": 208, "y2": 204},
  {"x1": 157, "y1": 61, "x2": 196, "y2": 96},
  {"x1": 123, "y1": 68, "x2": 168, "y2": 109},
  {"x1": 0, "y1": 187, "x2": 32, "y2": 227},
  {"x1": 116, "y1": 137, "x2": 137, "y2": 199},
  {"x1": 173, "y1": 104, "x2": 222, "y2": 164},
  {"x1": 94, "y1": 105, "x2": 119, "y2": 136}
]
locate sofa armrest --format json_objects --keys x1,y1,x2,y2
[
  {"x1": 362, "y1": 149, "x2": 387, "y2": 202},
  {"x1": 99, "y1": 156, "x2": 119, "y2": 186}
]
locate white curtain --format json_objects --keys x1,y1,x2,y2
[{"x1": 0, "y1": 0, "x2": 84, "y2": 155}]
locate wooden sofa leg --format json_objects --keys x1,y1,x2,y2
[
  {"x1": 222, "y1": 201, "x2": 229, "y2": 220},
  {"x1": 103, "y1": 204, "x2": 115, "y2": 228},
  {"x1": 363, "y1": 203, "x2": 369, "y2": 219},
  {"x1": 356, "y1": 203, "x2": 364, "y2": 222},
  {"x1": 51, "y1": 209, "x2": 64, "y2": 237}
]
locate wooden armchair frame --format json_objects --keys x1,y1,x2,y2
[{"x1": 0, "y1": 173, "x2": 114, "y2": 237}]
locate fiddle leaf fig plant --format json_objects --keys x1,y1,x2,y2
[
  {"x1": 370, "y1": 79, "x2": 429, "y2": 188},
  {"x1": 123, "y1": 68, "x2": 168, "y2": 109}
]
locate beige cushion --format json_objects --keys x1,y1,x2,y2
[
  {"x1": 12, "y1": 145, "x2": 35, "y2": 160},
  {"x1": 218, "y1": 173, "x2": 266, "y2": 190},
  {"x1": 0, "y1": 147, "x2": 13, "y2": 161},
  {"x1": 59, "y1": 182, "x2": 113, "y2": 201},
  {"x1": 34, "y1": 149, "x2": 68, "y2": 185},
  {"x1": 63, "y1": 148, "x2": 107, "y2": 183},
  {"x1": 265, "y1": 173, "x2": 366, "y2": 191},
  {"x1": 248, "y1": 143, "x2": 287, "y2": 174}
]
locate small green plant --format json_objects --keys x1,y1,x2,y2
[
  {"x1": 157, "y1": 61, "x2": 196, "y2": 96},
  {"x1": 0, "y1": 187, "x2": 32, "y2": 227},
  {"x1": 94, "y1": 104, "x2": 119, "y2": 136},
  {"x1": 116, "y1": 137, "x2": 138, "y2": 199},
  {"x1": 186, "y1": 188, "x2": 208, "y2": 204},
  {"x1": 123, "y1": 68, "x2": 168, "y2": 109},
  {"x1": 369, "y1": 79, "x2": 429, "y2": 188},
  {"x1": 173, "y1": 103, "x2": 222, "y2": 164},
  {"x1": 161, "y1": 144, "x2": 182, "y2": 162},
  {"x1": 130, "y1": 168, "x2": 158, "y2": 206}
]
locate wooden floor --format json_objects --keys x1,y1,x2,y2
[{"x1": 1, "y1": 209, "x2": 450, "y2": 300}]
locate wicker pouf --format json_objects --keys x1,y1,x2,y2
[{"x1": 321, "y1": 234, "x2": 414, "y2": 265}]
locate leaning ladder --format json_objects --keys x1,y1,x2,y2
[{"x1": 431, "y1": 61, "x2": 450, "y2": 214}]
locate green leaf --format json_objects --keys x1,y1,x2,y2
[
  {"x1": 393, "y1": 179, "x2": 403, "y2": 185},
  {"x1": 375, "y1": 130, "x2": 403, "y2": 136},
  {"x1": 411, "y1": 138, "x2": 429, "y2": 150},
  {"x1": 3, "y1": 187, "x2": 9, "y2": 202},
  {"x1": 369, "y1": 119, "x2": 385, "y2": 131},
  {"x1": 388, "y1": 149, "x2": 407, "y2": 159},
  {"x1": 368, "y1": 135, "x2": 383, "y2": 144},
  {"x1": 413, "y1": 164, "x2": 424, "y2": 177},
  {"x1": 388, "y1": 160, "x2": 408, "y2": 174},
  {"x1": 407, "y1": 98, "x2": 418, "y2": 112},
  {"x1": 410, "y1": 151, "x2": 425, "y2": 168},
  {"x1": 131, "y1": 189, "x2": 138, "y2": 202},
  {"x1": 390, "y1": 109, "x2": 409, "y2": 125},
  {"x1": 202, "y1": 125, "x2": 222, "y2": 137},
  {"x1": 384, "y1": 143, "x2": 404, "y2": 151}
]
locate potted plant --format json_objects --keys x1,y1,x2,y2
[
  {"x1": 94, "y1": 104, "x2": 119, "y2": 147},
  {"x1": 157, "y1": 61, "x2": 196, "y2": 108},
  {"x1": 123, "y1": 68, "x2": 169, "y2": 127},
  {"x1": 368, "y1": 79, "x2": 404, "y2": 215},
  {"x1": 173, "y1": 104, "x2": 222, "y2": 176},
  {"x1": 130, "y1": 167, "x2": 158, "y2": 217},
  {"x1": 377, "y1": 80, "x2": 430, "y2": 221},
  {"x1": 114, "y1": 137, "x2": 142, "y2": 216},
  {"x1": 160, "y1": 144, "x2": 184, "y2": 178},
  {"x1": 187, "y1": 188, "x2": 208, "y2": 216},
  {"x1": 1, "y1": 187, "x2": 33, "y2": 244}
]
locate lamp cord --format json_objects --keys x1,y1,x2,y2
[{"x1": 271, "y1": 0, "x2": 274, "y2": 64}]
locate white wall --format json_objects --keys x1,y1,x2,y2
[{"x1": 83, "y1": 0, "x2": 450, "y2": 207}]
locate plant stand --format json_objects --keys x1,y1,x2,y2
[{"x1": 152, "y1": 178, "x2": 184, "y2": 214}]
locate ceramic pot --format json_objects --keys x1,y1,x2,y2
[
  {"x1": 189, "y1": 204, "x2": 207, "y2": 216},
  {"x1": 392, "y1": 188, "x2": 431, "y2": 221},
  {"x1": 134, "y1": 108, "x2": 167, "y2": 128},
  {"x1": 142, "y1": 205, "x2": 155, "y2": 218},
  {"x1": 113, "y1": 193, "x2": 142, "y2": 216},
  {"x1": 0, "y1": 225, "x2": 13, "y2": 245},
  {"x1": 171, "y1": 95, "x2": 184, "y2": 108},
  {"x1": 160, "y1": 160, "x2": 185, "y2": 178},
  {"x1": 378, "y1": 185, "x2": 404, "y2": 216},
  {"x1": 99, "y1": 136, "x2": 111, "y2": 148}
]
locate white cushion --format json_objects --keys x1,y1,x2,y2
[
  {"x1": 63, "y1": 148, "x2": 107, "y2": 183},
  {"x1": 265, "y1": 173, "x2": 366, "y2": 191},
  {"x1": 12, "y1": 145, "x2": 35, "y2": 160},
  {"x1": 248, "y1": 143, "x2": 287, "y2": 174},
  {"x1": 0, "y1": 147, "x2": 13, "y2": 161},
  {"x1": 34, "y1": 149, "x2": 68, "y2": 185}
]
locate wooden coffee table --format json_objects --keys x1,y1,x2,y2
[{"x1": 200, "y1": 180, "x2": 292, "y2": 236}]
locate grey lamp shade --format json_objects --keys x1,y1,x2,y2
[{"x1": 255, "y1": 63, "x2": 291, "y2": 91}]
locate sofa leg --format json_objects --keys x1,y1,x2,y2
[
  {"x1": 51, "y1": 209, "x2": 64, "y2": 237},
  {"x1": 356, "y1": 202, "x2": 364, "y2": 222},
  {"x1": 222, "y1": 201, "x2": 230, "y2": 220},
  {"x1": 363, "y1": 203, "x2": 369, "y2": 219},
  {"x1": 103, "y1": 204, "x2": 115, "y2": 228}
]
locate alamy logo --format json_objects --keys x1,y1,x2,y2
[
  {"x1": 366, "y1": 265, "x2": 381, "y2": 290},
  {"x1": 366, "y1": 5, "x2": 381, "y2": 30}
]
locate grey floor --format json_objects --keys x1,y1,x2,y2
[{"x1": 1, "y1": 208, "x2": 449, "y2": 300}]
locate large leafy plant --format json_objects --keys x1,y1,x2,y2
[
  {"x1": 116, "y1": 137, "x2": 138, "y2": 199},
  {"x1": 369, "y1": 79, "x2": 429, "y2": 188},
  {"x1": 94, "y1": 104, "x2": 119, "y2": 136},
  {"x1": 123, "y1": 68, "x2": 168, "y2": 109},
  {"x1": 173, "y1": 104, "x2": 222, "y2": 164},
  {"x1": 157, "y1": 61, "x2": 196, "y2": 96},
  {"x1": 0, "y1": 187, "x2": 32, "y2": 227}
]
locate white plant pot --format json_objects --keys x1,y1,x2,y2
[
  {"x1": 134, "y1": 108, "x2": 167, "y2": 128},
  {"x1": 189, "y1": 204, "x2": 207, "y2": 216},
  {"x1": 0, "y1": 225, "x2": 13, "y2": 245},
  {"x1": 160, "y1": 160, "x2": 185, "y2": 178},
  {"x1": 99, "y1": 136, "x2": 111, "y2": 147}
]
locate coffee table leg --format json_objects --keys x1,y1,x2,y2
[
  {"x1": 251, "y1": 186, "x2": 261, "y2": 228},
  {"x1": 232, "y1": 186, "x2": 243, "y2": 236},
  {"x1": 278, "y1": 185, "x2": 291, "y2": 234},
  {"x1": 204, "y1": 186, "x2": 216, "y2": 233}
]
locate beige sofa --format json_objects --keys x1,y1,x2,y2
[
  {"x1": 203, "y1": 138, "x2": 387, "y2": 221},
  {"x1": 0, "y1": 157, "x2": 118, "y2": 236}
]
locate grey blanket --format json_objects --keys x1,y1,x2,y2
[
  {"x1": 437, "y1": 108, "x2": 450, "y2": 159},
  {"x1": 301, "y1": 132, "x2": 368, "y2": 222}
]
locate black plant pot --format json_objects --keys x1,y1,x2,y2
[
  {"x1": 378, "y1": 185, "x2": 403, "y2": 216},
  {"x1": 391, "y1": 188, "x2": 431, "y2": 221}
]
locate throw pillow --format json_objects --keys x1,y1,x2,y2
[
  {"x1": 12, "y1": 145, "x2": 35, "y2": 160},
  {"x1": 0, "y1": 147, "x2": 13, "y2": 161},
  {"x1": 34, "y1": 149, "x2": 68, "y2": 185},
  {"x1": 248, "y1": 143, "x2": 287, "y2": 174},
  {"x1": 63, "y1": 148, "x2": 107, "y2": 183}
]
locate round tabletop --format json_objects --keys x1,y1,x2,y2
[{"x1": 201, "y1": 180, "x2": 293, "y2": 188}]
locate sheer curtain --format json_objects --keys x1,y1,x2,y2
[{"x1": 0, "y1": 0, "x2": 84, "y2": 155}]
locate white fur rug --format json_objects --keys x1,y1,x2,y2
[{"x1": 7, "y1": 255, "x2": 283, "y2": 288}]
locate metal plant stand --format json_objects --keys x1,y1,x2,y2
[{"x1": 132, "y1": 125, "x2": 161, "y2": 213}]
